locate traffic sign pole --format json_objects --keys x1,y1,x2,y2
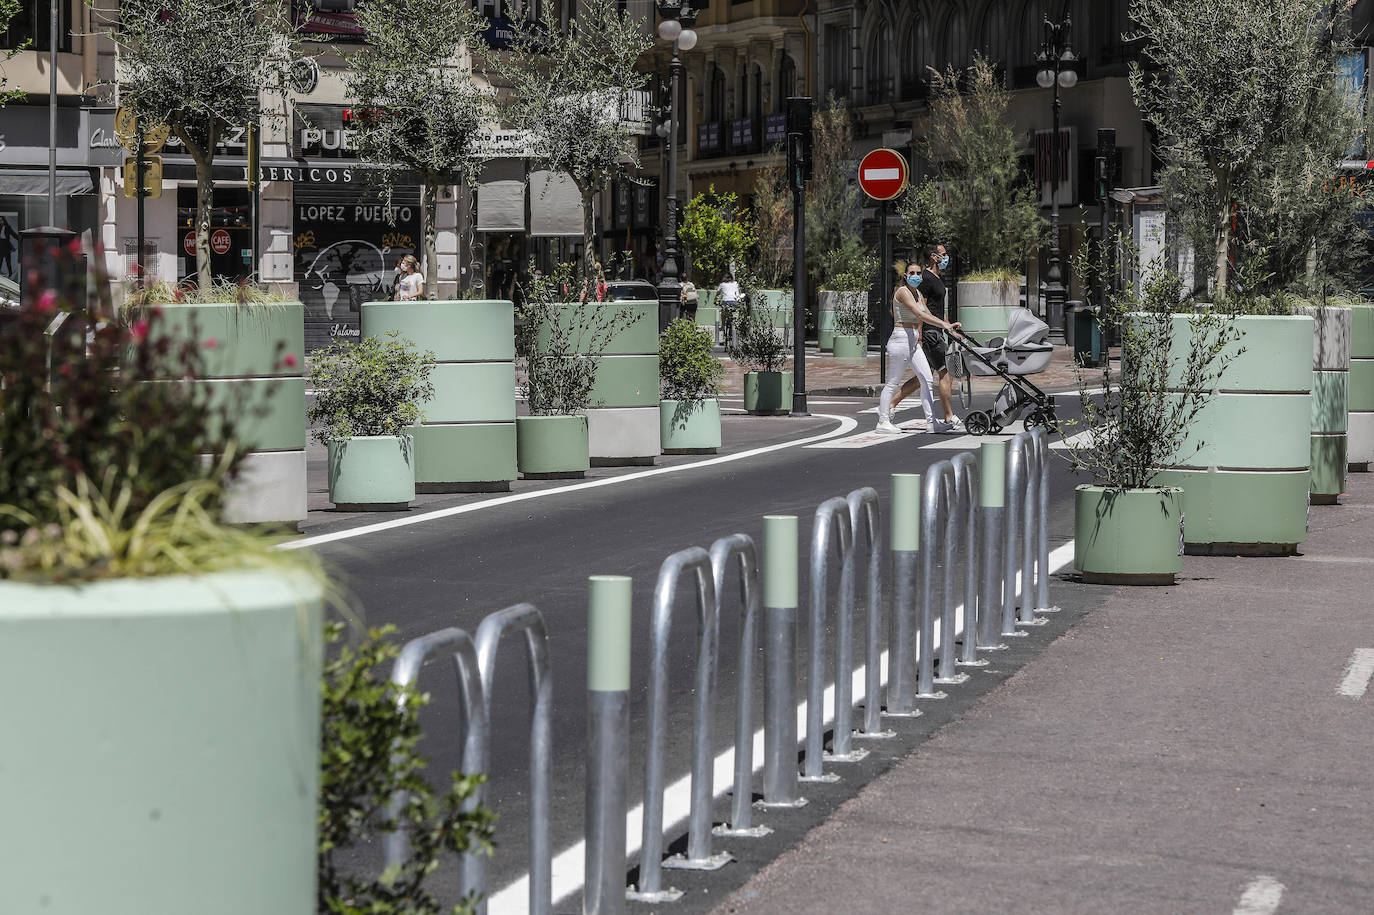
[
  {"x1": 857, "y1": 149, "x2": 909, "y2": 389},
  {"x1": 879, "y1": 199, "x2": 889, "y2": 384}
]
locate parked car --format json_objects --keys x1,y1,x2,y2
[{"x1": 605, "y1": 279, "x2": 659, "y2": 302}]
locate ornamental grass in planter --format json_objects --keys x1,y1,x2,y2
[
  {"x1": 831, "y1": 291, "x2": 872, "y2": 361},
  {"x1": 307, "y1": 331, "x2": 435, "y2": 511},
  {"x1": 659, "y1": 317, "x2": 724, "y2": 454},
  {"x1": 725, "y1": 289, "x2": 792, "y2": 415}
]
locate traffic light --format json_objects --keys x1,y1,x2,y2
[{"x1": 786, "y1": 96, "x2": 813, "y2": 189}]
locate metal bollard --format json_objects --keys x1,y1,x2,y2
[
  {"x1": 933, "y1": 461, "x2": 968, "y2": 685},
  {"x1": 951, "y1": 452, "x2": 987, "y2": 668},
  {"x1": 1030, "y1": 427, "x2": 1060, "y2": 614},
  {"x1": 886, "y1": 473, "x2": 923, "y2": 718},
  {"x1": 1001, "y1": 432, "x2": 1031, "y2": 638},
  {"x1": 918, "y1": 461, "x2": 955, "y2": 698},
  {"x1": 709, "y1": 533, "x2": 773, "y2": 839},
  {"x1": 385, "y1": 629, "x2": 487, "y2": 895},
  {"x1": 760, "y1": 515, "x2": 806, "y2": 809},
  {"x1": 848, "y1": 487, "x2": 895, "y2": 739},
  {"x1": 803, "y1": 497, "x2": 854, "y2": 781},
  {"x1": 1016, "y1": 432, "x2": 1047, "y2": 629},
  {"x1": 585, "y1": 576, "x2": 631, "y2": 915},
  {"x1": 977, "y1": 440, "x2": 1010, "y2": 651},
  {"x1": 632, "y1": 547, "x2": 730, "y2": 905},
  {"x1": 474, "y1": 604, "x2": 553, "y2": 915}
]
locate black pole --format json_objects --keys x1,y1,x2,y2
[
  {"x1": 878, "y1": 198, "x2": 889, "y2": 384},
  {"x1": 791, "y1": 157, "x2": 808, "y2": 416},
  {"x1": 136, "y1": 120, "x2": 146, "y2": 285},
  {"x1": 250, "y1": 122, "x2": 260, "y2": 284},
  {"x1": 47, "y1": 0, "x2": 57, "y2": 226}
]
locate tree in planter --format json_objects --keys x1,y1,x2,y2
[
  {"x1": 725, "y1": 278, "x2": 790, "y2": 374},
  {"x1": 660, "y1": 318, "x2": 723, "y2": 405},
  {"x1": 306, "y1": 332, "x2": 435, "y2": 444},
  {"x1": 897, "y1": 178, "x2": 952, "y2": 258},
  {"x1": 110, "y1": 0, "x2": 299, "y2": 291},
  {"x1": 348, "y1": 0, "x2": 492, "y2": 300},
  {"x1": 679, "y1": 187, "x2": 757, "y2": 288},
  {"x1": 832, "y1": 297, "x2": 872, "y2": 339},
  {"x1": 925, "y1": 54, "x2": 1041, "y2": 280},
  {"x1": 497, "y1": 0, "x2": 652, "y2": 298},
  {"x1": 751, "y1": 164, "x2": 793, "y2": 288},
  {"x1": 806, "y1": 94, "x2": 865, "y2": 289}
]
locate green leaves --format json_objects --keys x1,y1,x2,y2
[
  {"x1": 306, "y1": 333, "x2": 437, "y2": 444},
  {"x1": 680, "y1": 188, "x2": 757, "y2": 286},
  {"x1": 806, "y1": 96, "x2": 865, "y2": 289},
  {"x1": 658, "y1": 318, "x2": 723, "y2": 404}
]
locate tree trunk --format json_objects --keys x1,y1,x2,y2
[
  {"x1": 1211, "y1": 168, "x2": 1231, "y2": 300},
  {"x1": 581, "y1": 185, "x2": 596, "y2": 300},
  {"x1": 423, "y1": 177, "x2": 439, "y2": 300},
  {"x1": 175, "y1": 118, "x2": 217, "y2": 292}
]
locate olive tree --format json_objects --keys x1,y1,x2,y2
[
  {"x1": 805, "y1": 95, "x2": 864, "y2": 288},
  {"x1": 111, "y1": 0, "x2": 298, "y2": 290},
  {"x1": 347, "y1": 0, "x2": 492, "y2": 298},
  {"x1": 495, "y1": 0, "x2": 651, "y2": 294}
]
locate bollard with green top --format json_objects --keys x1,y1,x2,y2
[
  {"x1": 760, "y1": 515, "x2": 805, "y2": 808},
  {"x1": 887, "y1": 474, "x2": 922, "y2": 717},
  {"x1": 978, "y1": 441, "x2": 1009, "y2": 649},
  {"x1": 584, "y1": 576, "x2": 631, "y2": 915}
]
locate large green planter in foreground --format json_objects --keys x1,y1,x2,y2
[
  {"x1": 1149, "y1": 313, "x2": 1312, "y2": 555},
  {"x1": 362, "y1": 300, "x2": 516, "y2": 492},
  {"x1": 327, "y1": 434, "x2": 415, "y2": 510},
  {"x1": 517, "y1": 414, "x2": 590, "y2": 479},
  {"x1": 0, "y1": 570, "x2": 323, "y2": 915},
  {"x1": 955, "y1": 279, "x2": 1020, "y2": 336},
  {"x1": 1295, "y1": 303, "x2": 1351, "y2": 503},
  {"x1": 155, "y1": 302, "x2": 307, "y2": 525},
  {"x1": 660, "y1": 398, "x2": 721, "y2": 454},
  {"x1": 1350, "y1": 303, "x2": 1374, "y2": 471},
  {"x1": 744, "y1": 370, "x2": 793, "y2": 415},
  {"x1": 1074, "y1": 485, "x2": 1183, "y2": 585},
  {"x1": 832, "y1": 334, "x2": 867, "y2": 360}
]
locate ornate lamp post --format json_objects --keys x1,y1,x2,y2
[
  {"x1": 1036, "y1": 14, "x2": 1078, "y2": 343},
  {"x1": 654, "y1": 0, "x2": 697, "y2": 331}
]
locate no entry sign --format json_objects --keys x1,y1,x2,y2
[{"x1": 858, "y1": 148, "x2": 909, "y2": 201}]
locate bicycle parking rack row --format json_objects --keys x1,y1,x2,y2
[{"x1": 383, "y1": 427, "x2": 1056, "y2": 915}]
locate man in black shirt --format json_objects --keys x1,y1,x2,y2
[{"x1": 893, "y1": 243, "x2": 962, "y2": 430}]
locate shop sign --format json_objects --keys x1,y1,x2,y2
[
  {"x1": 86, "y1": 109, "x2": 125, "y2": 168},
  {"x1": 293, "y1": 104, "x2": 361, "y2": 158},
  {"x1": 211, "y1": 229, "x2": 232, "y2": 255},
  {"x1": 183, "y1": 232, "x2": 196, "y2": 256}
]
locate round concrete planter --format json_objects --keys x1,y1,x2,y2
[
  {"x1": 694, "y1": 305, "x2": 721, "y2": 344},
  {"x1": 832, "y1": 334, "x2": 867, "y2": 360},
  {"x1": 1074, "y1": 485, "x2": 1184, "y2": 585},
  {"x1": 819, "y1": 290, "x2": 864, "y2": 351},
  {"x1": 0, "y1": 569, "x2": 323, "y2": 915},
  {"x1": 744, "y1": 370, "x2": 793, "y2": 415},
  {"x1": 1294, "y1": 303, "x2": 1351, "y2": 504},
  {"x1": 362, "y1": 300, "x2": 516, "y2": 493},
  {"x1": 153, "y1": 302, "x2": 306, "y2": 525},
  {"x1": 660, "y1": 398, "x2": 721, "y2": 454},
  {"x1": 955, "y1": 279, "x2": 1019, "y2": 336},
  {"x1": 750, "y1": 288, "x2": 793, "y2": 346},
  {"x1": 327, "y1": 434, "x2": 415, "y2": 510},
  {"x1": 516, "y1": 414, "x2": 590, "y2": 479},
  {"x1": 1149, "y1": 313, "x2": 1313, "y2": 555},
  {"x1": 1350, "y1": 303, "x2": 1374, "y2": 472}
]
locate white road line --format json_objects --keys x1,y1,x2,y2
[
  {"x1": 280, "y1": 414, "x2": 858, "y2": 550},
  {"x1": 1337, "y1": 648, "x2": 1374, "y2": 698},
  {"x1": 1233, "y1": 875, "x2": 1285, "y2": 915},
  {"x1": 490, "y1": 541, "x2": 1079, "y2": 913}
]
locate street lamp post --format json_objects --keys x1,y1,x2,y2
[
  {"x1": 1036, "y1": 14, "x2": 1077, "y2": 344},
  {"x1": 654, "y1": 0, "x2": 697, "y2": 332}
]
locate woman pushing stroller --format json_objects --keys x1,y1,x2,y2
[{"x1": 876, "y1": 245, "x2": 964, "y2": 435}]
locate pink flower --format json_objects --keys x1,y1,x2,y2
[
  {"x1": 152, "y1": 306, "x2": 164, "y2": 317},
  {"x1": 131, "y1": 319, "x2": 149, "y2": 341},
  {"x1": 203, "y1": 337, "x2": 218, "y2": 349},
  {"x1": 281, "y1": 353, "x2": 298, "y2": 368},
  {"x1": 35, "y1": 290, "x2": 57, "y2": 313},
  {"x1": 67, "y1": 238, "x2": 83, "y2": 255}
]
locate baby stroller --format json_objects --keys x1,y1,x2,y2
[{"x1": 945, "y1": 308, "x2": 1058, "y2": 435}]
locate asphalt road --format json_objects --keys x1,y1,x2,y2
[{"x1": 305, "y1": 390, "x2": 1088, "y2": 911}]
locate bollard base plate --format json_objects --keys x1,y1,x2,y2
[
  {"x1": 627, "y1": 886, "x2": 684, "y2": 903},
  {"x1": 799, "y1": 772, "x2": 841, "y2": 784},
  {"x1": 1034, "y1": 605, "x2": 1063, "y2": 613},
  {"x1": 935, "y1": 672, "x2": 970, "y2": 685},
  {"x1": 823, "y1": 747, "x2": 871, "y2": 763},
  {"x1": 1001, "y1": 629, "x2": 1030, "y2": 638},
  {"x1": 854, "y1": 727, "x2": 897, "y2": 739},
  {"x1": 915, "y1": 690, "x2": 949, "y2": 700},
  {"x1": 957, "y1": 657, "x2": 991, "y2": 668},
  {"x1": 882, "y1": 708, "x2": 923, "y2": 719},
  {"x1": 1016, "y1": 617, "x2": 1049, "y2": 627},
  {"x1": 714, "y1": 823, "x2": 773, "y2": 838},
  {"x1": 977, "y1": 641, "x2": 1010, "y2": 651},
  {"x1": 663, "y1": 851, "x2": 734, "y2": 872},
  {"x1": 755, "y1": 796, "x2": 809, "y2": 810}
]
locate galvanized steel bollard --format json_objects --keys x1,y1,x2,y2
[
  {"x1": 585, "y1": 576, "x2": 631, "y2": 915},
  {"x1": 951, "y1": 452, "x2": 987, "y2": 669},
  {"x1": 631, "y1": 546, "x2": 730, "y2": 904},
  {"x1": 1016, "y1": 432, "x2": 1047, "y2": 629},
  {"x1": 886, "y1": 473, "x2": 923, "y2": 718},
  {"x1": 848, "y1": 487, "x2": 895, "y2": 739},
  {"x1": 934, "y1": 460, "x2": 969, "y2": 685},
  {"x1": 708, "y1": 533, "x2": 773, "y2": 838},
  {"x1": 1030, "y1": 427, "x2": 1060, "y2": 614},
  {"x1": 474, "y1": 604, "x2": 553, "y2": 915},
  {"x1": 1001, "y1": 433, "x2": 1031, "y2": 638},
  {"x1": 918, "y1": 461, "x2": 955, "y2": 697},
  {"x1": 760, "y1": 515, "x2": 807, "y2": 809},
  {"x1": 803, "y1": 497, "x2": 854, "y2": 781},
  {"x1": 385, "y1": 629, "x2": 487, "y2": 897},
  {"x1": 977, "y1": 440, "x2": 1010, "y2": 651}
]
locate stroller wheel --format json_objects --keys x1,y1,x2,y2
[
  {"x1": 965, "y1": 411, "x2": 993, "y2": 436},
  {"x1": 1026, "y1": 408, "x2": 1059, "y2": 433}
]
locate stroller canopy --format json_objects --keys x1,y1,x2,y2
[{"x1": 1004, "y1": 308, "x2": 1050, "y2": 349}]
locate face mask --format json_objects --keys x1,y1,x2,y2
[
  {"x1": 938, "y1": 254, "x2": 950, "y2": 269},
  {"x1": 906, "y1": 274, "x2": 922, "y2": 289}
]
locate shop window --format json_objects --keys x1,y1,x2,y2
[
  {"x1": 2, "y1": 0, "x2": 73, "y2": 51},
  {"x1": 176, "y1": 187, "x2": 254, "y2": 286}
]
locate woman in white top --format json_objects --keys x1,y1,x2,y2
[
  {"x1": 876, "y1": 263, "x2": 959, "y2": 434},
  {"x1": 395, "y1": 254, "x2": 423, "y2": 301}
]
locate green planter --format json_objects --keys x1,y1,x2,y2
[
  {"x1": 660, "y1": 398, "x2": 722, "y2": 454},
  {"x1": 0, "y1": 570, "x2": 324, "y2": 915},
  {"x1": 818, "y1": 290, "x2": 863, "y2": 352},
  {"x1": 832, "y1": 334, "x2": 867, "y2": 360},
  {"x1": 327, "y1": 434, "x2": 415, "y2": 510},
  {"x1": 1295, "y1": 303, "x2": 1351, "y2": 503},
  {"x1": 516, "y1": 414, "x2": 590, "y2": 479},
  {"x1": 362, "y1": 300, "x2": 516, "y2": 492},
  {"x1": 1350, "y1": 303, "x2": 1374, "y2": 472},
  {"x1": 955, "y1": 279, "x2": 1020, "y2": 336},
  {"x1": 153, "y1": 302, "x2": 306, "y2": 525},
  {"x1": 1074, "y1": 485, "x2": 1183, "y2": 585},
  {"x1": 744, "y1": 370, "x2": 793, "y2": 415},
  {"x1": 1149, "y1": 313, "x2": 1313, "y2": 555}
]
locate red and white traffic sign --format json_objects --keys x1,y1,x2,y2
[
  {"x1": 210, "y1": 229, "x2": 232, "y2": 255},
  {"x1": 183, "y1": 231, "x2": 196, "y2": 256},
  {"x1": 858, "y1": 148, "x2": 909, "y2": 201}
]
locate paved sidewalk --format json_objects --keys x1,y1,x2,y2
[{"x1": 714, "y1": 474, "x2": 1374, "y2": 914}]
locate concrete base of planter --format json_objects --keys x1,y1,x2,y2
[
  {"x1": 744, "y1": 370, "x2": 794, "y2": 415},
  {"x1": 832, "y1": 335, "x2": 867, "y2": 360},
  {"x1": 412, "y1": 422, "x2": 515, "y2": 492},
  {"x1": 222, "y1": 450, "x2": 307, "y2": 526},
  {"x1": 517, "y1": 414, "x2": 590, "y2": 479},
  {"x1": 587, "y1": 406, "x2": 660, "y2": 465},
  {"x1": 660, "y1": 399, "x2": 721, "y2": 454},
  {"x1": 1310, "y1": 434, "x2": 1348, "y2": 505},
  {"x1": 1152, "y1": 468, "x2": 1308, "y2": 556},
  {"x1": 1349, "y1": 412, "x2": 1374, "y2": 471},
  {"x1": 327, "y1": 435, "x2": 415, "y2": 510},
  {"x1": 1074, "y1": 485, "x2": 1183, "y2": 585}
]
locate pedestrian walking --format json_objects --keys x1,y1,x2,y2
[
  {"x1": 394, "y1": 254, "x2": 423, "y2": 301},
  {"x1": 891, "y1": 244, "x2": 964, "y2": 432},
  {"x1": 680, "y1": 275, "x2": 699, "y2": 321},
  {"x1": 718, "y1": 271, "x2": 742, "y2": 347},
  {"x1": 875, "y1": 264, "x2": 937, "y2": 434}
]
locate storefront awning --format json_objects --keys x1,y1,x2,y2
[
  {"x1": 530, "y1": 170, "x2": 583, "y2": 237},
  {"x1": 477, "y1": 160, "x2": 526, "y2": 232},
  {"x1": 0, "y1": 168, "x2": 96, "y2": 196}
]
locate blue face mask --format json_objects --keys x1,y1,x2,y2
[
  {"x1": 906, "y1": 274, "x2": 922, "y2": 289},
  {"x1": 938, "y1": 254, "x2": 950, "y2": 269}
]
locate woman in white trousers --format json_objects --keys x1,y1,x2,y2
[{"x1": 876, "y1": 265, "x2": 940, "y2": 434}]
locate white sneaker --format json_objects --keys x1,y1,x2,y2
[
  {"x1": 875, "y1": 420, "x2": 906, "y2": 434},
  {"x1": 932, "y1": 419, "x2": 956, "y2": 433},
  {"x1": 945, "y1": 417, "x2": 964, "y2": 432}
]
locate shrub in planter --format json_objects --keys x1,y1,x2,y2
[
  {"x1": 307, "y1": 332, "x2": 436, "y2": 510},
  {"x1": 820, "y1": 248, "x2": 877, "y2": 353},
  {"x1": 831, "y1": 294, "x2": 872, "y2": 360},
  {"x1": 659, "y1": 318, "x2": 724, "y2": 453},
  {"x1": 725, "y1": 297, "x2": 792, "y2": 415}
]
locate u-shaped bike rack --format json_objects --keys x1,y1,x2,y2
[
  {"x1": 804, "y1": 497, "x2": 856, "y2": 782},
  {"x1": 847, "y1": 487, "x2": 894, "y2": 740}
]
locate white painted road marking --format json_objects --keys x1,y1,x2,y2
[
  {"x1": 1337, "y1": 648, "x2": 1374, "y2": 698},
  {"x1": 863, "y1": 167, "x2": 900, "y2": 181},
  {"x1": 1233, "y1": 875, "x2": 1285, "y2": 915},
  {"x1": 491, "y1": 541, "x2": 1080, "y2": 912}
]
